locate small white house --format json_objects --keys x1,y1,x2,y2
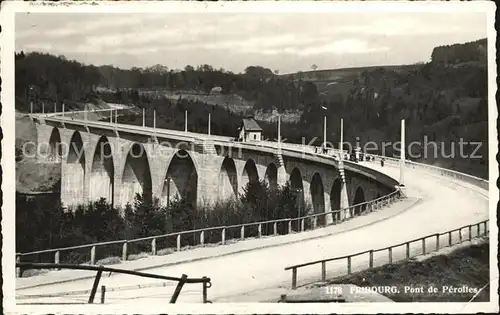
[{"x1": 238, "y1": 117, "x2": 263, "y2": 142}]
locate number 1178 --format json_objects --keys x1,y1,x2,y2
[{"x1": 325, "y1": 286, "x2": 343, "y2": 295}]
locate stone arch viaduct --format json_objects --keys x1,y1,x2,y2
[{"x1": 32, "y1": 115, "x2": 399, "y2": 222}]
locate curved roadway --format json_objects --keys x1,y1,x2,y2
[{"x1": 16, "y1": 160, "x2": 488, "y2": 304}]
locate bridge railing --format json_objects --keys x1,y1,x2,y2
[
  {"x1": 284, "y1": 219, "x2": 489, "y2": 289},
  {"x1": 368, "y1": 156, "x2": 488, "y2": 190},
  {"x1": 16, "y1": 189, "x2": 403, "y2": 275}
]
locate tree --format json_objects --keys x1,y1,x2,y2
[{"x1": 311, "y1": 64, "x2": 318, "y2": 71}]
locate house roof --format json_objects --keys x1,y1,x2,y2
[{"x1": 242, "y1": 118, "x2": 263, "y2": 131}]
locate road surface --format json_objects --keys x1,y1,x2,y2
[{"x1": 16, "y1": 162, "x2": 488, "y2": 304}]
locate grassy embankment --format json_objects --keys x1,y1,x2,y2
[{"x1": 318, "y1": 239, "x2": 490, "y2": 302}]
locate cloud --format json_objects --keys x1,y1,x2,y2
[
  {"x1": 335, "y1": 17, "x2": 466, "y2": 36},
  {"x1": 15, "y1": 12, "x2": 487, "y2": 72}
]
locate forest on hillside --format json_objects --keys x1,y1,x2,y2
[
  {"x1": 15, "y1": 52, "x2": 313, "y2": 112},
  {"x1": 15, "y1": 37, "x2": 489, "y2": 170}
]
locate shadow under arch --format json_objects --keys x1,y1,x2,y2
[
  {"x1": 218, "y1": 156, "x2": 238, "y2": 200},
  {"x1": 264, "y1": 163, "x2": 278, "y2": 191},
  {"x1": 121, "y1": 142, "x2": 153, "y2": 206},
  {"x1": 63, "y1": 130, "x2": 86, "y2": 206},
  {"x1": 353, "y1": 185, "x2": 366, "y2": 216},
  {"x1": 330, "y1": 178, "x2": 342, "y2": 220},
  {"x1": 162, "y1": 149, "x2": 198, "y2": 207},
  {"x1": 289, "y1": 167, "x2": 305, "y2": 217},
  {"x1": 241, "y1": 158, "x2": 259, "y2": 190},
  {"x1": 48, "y1": 127, "x2": 62, "y2": 162},
  {"x1": 310, "y1": 172, "x2": 325, "y2": 226},
  {"x1": 89, "y1": 136, "x2": 115, "y2": 206}
]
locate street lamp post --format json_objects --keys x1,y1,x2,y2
[
  {"x1": 400, "y1": 119, "x2": 406, "y2": 191},
  {"x1": 278, "y1": 114, "x2": 281, "y2": 145},
  {"x1": 321, "y1": 105, "x2": 327, "y2": 152},
  {"x1": 323, "y1": 116, "x2": 327, "y2": 149},
  {"x1": 340, "y1": 118, "x2": 344, "y2": 160},
  {"x1": 208, "y1": 112, "x2": 211, "y2": 136}
]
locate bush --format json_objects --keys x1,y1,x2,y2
[{"x1": 16, "y1": 180, "x2": 304, "y2": 262}]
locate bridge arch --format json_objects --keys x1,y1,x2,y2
[
  {"x1": 48, "y1": 127, "x2": 62, "y2": 162},
  {"x1": 162, "y1": 149, "x2": 198, "y2": 206},
  {"x1": 289, "y1": 167, "x2": 305, "y2": 213},
  {"x1": 120, "y1": 142, "x2": 153, "y2": 206},
  {"x1": 241, "y1": 159, "x2": 259, "y2": 190},
  {"x1": 353, "y1": 185, "x2": 366, "y2": 216},
  {"x1": 218, "y1": 157, "x2": 238, "y2": 200},
  {"x1": 89, "y1": 136, "x2": 114, "y2": 205},
  {"x1": 64, "y1": 131, "x2": 86, "y2": 206},
  {"x1": 310, "y1": 173, "x2": 325, "y2": 226},
  {"x1": 264, "y1": 163, "x2": 278, "y2": 191}
]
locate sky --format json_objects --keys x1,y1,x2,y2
[{"x1": 15, "y1": 12, "x2": 487, "y2": 74}]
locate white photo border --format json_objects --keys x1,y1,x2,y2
[{"x1": 1, "y1": 1, "x2": 498, "y2": 314}]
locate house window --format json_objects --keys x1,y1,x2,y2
[{"x1": 254, "y1": 134, "x2": 257, "y2": 140}]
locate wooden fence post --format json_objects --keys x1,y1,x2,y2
[
  {"x1": 468, "y1": 225, "x2": 472, "y2": 241},
  {"x1": 55, "y1": 251, "x2": 60, "y2": 264},
  {"x1": 258, "y1": 224, "x2": 262, "y2": 238},
  {"x1": 406, "y1": 242, "x2": 410, "y2": 259},
  {"x1": 477, "y1": 224, "x2": 480, "y2": 237},
  {"x1": 369, "y1": 250, "x2": 374, "y2": 268},
  {"x1": 273, "y1": 222, "x2": 278, "y2": 236},
  {"x1": 292, "y1": 268, "x2": 297, "y2": 290},
  {"x1": 222, "y1": 228, "x2": 226, "y2": 245},
  {"x1": 288, "y1": 220, "x2": 292, "y2": 234},
  {"x1": 177, "y1": 234, "x2": 181, "y2": 251},
  {"x1": 459, "y1": 229, "x2": 463, "y2": 243},
  {"x1": 100, "y1": 285, "x2": 106, "y2": 304},
  {"x1": 200, "y1": 231, "x2": 205, "y2": 246},
  {"x1": 151, "y1": 238, "x2": 157, "y2": 256},
  {"x1": 122, "y1": 242, "x2": 128, "y2": 261},
  {"x1": 448, "y1": 232, "x2": 452, "y2": 246},
  {"x1": 16, "y1": 256, "x2": 21, "y2": 278},
  {"x1": 321, "y1": 261, "x2": 326, "y2": 281},
  {"x1": 313, "y1": 217, "x2": 317, "y2": 229},
  {"x1": 241, "y1": 226, "x2": 245, "y2": 240},
  {"x1": 300, "y1": 219, "x2": 305, "y2": 232},
  {"x1": 91, "y1": 246, "x2": 96, "y2": 265},
  {"x1": 436, "y1": 234, "x2": 440, "y2": 251},
  {"x1": 347, "y1": 256, "x2": 352, "y2": 275},
  {"x1": 422, "y1": 238, "x2": 426, "y2": 255},
  {"x1": 388, "y1": 247, "x2": 393, "y2": 264}
]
